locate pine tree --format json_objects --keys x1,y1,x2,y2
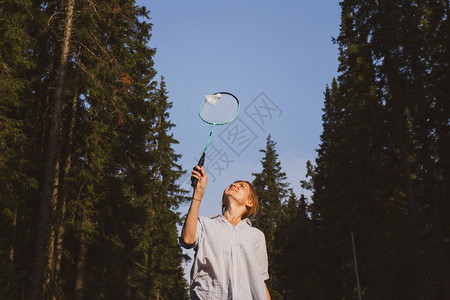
[
  {"x1": 273, "y1": 191, "x2": 316, "y2": 299},
  {"x1": 0, "y1": 1, "x2": 40, "y2": 298},
  {"x1": 1, "y1": 1, "x2": 191, "y2": 298},
  {"x1": 252, "y1": 135, "x2": 290, "y2": 299},
  {"x1": 29, "y1": 1, "x2": 76, "y2": 298},
  {"x1": 310, "y1": 1, "x2": 407, "y2": 296},
  {"x1": 136, "y1": 77, "x2": 189, "y2": 299},
  {"x1": 417, "y1": 0, "x2": 450, "y2": 294},
  {"x1": 310, "y1": 0, "x2": 450, "y2": 298}
]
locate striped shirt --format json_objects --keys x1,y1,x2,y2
[{"x1": 180, "y1": 215, "x2": 269, "y2": 300}]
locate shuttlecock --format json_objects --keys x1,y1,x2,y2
[{"x1": 205, "y1": 94, "x2": 221, "y2": 105}]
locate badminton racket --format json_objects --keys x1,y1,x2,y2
[{"x1": 191, "y1": 92, "x2": 240, "y2": 188}]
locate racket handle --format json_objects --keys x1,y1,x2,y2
[{"x1": 191, "y1": 153, "x2": 206, "y2": 188}]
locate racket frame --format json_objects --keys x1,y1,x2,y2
[
  {"x1": 198, "y1": 92, "x2": 240, "y2": 153},
  {"x1": 191, "y1": 92, "x2": 240, "y2": 188}
]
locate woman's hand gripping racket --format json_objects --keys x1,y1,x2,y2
[{"x1": 191, "y1": 92, "x2": 240, "y2": 189}]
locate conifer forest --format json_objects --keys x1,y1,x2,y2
[{"x1": 0, "y1": 0, "x2": 449, "y2": 299}]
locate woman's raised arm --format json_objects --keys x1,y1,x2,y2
[{"x1": 181, "y1": 166, "x2": 207, "y2": 245}]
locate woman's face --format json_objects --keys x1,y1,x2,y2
[{"x1": 224, "y1": 181, "x2": 252, "y2": 206}]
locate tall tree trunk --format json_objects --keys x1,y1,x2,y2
[
  {"x1": 7, "y1": 204, "x2": 18, "y2": 292},
  {"x1": 43, "y1": 157, "x2": 60, "y2": 299},
  {"x1": 126, "y1": 264, "x2": 133, "y2": 299},
  {"x1": 50, "y1": 94, "x2": 79, "y2": 300},
  {"x1": 29, "y1": 0, "x2": 75, "y2": 298},
  {"x1": 145, "y1": 210, "x2": 155, "y2": 299},
  {"x1": 145, "y1": 159, "x2": 159, "y2": 299},
  {"x1": 9, "y1": 204, "x2": 17, "y2": 269},
  {"x1": 50, "y1": 199, "x2": 67, "y2": 300},
  {"x1": 74, "y1": 213, "x2": 88, "y2": 300}
]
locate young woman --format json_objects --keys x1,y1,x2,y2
[{"x1": 181, "y1": 166, "x2": 271, "y2": 300}]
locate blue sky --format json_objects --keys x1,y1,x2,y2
[{"x1": 136, "y1": 0, "x2": 341, "y2": 279}]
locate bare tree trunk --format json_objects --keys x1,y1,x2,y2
[
  {"x1": 6, "y1": 204, "x2": 18, "y2": 293},
  {"x1": 43, "y1": 156, "x2": 60, "y2": 298},
  {"x1": 49, "y1": 199, "x2": 66, "y2": 300},
  {"x1": 145, "y1": 215, "x2": 154, "y2": 299},
  {"x1": 74, "y1": 148, "x2": 97, "y2": 300},
  {"x1": 145, "y1": 171, "x2": 159, "y2": 299},
  {"x1": 9, "y1": 204, "x2": 17, "y2": 268},
  {"x1": 50, "y1": 94, "x2": 78, "y2": 300},
  {"x1": 45, "y1": 95, "x2": 78, "y2": 299},
  {"x1": 126, "y1": 264, "x2": 133, "y2": 299},
  {"x1": 74, "y1": 213, "x2": 88, "y2": 300},
  {"x1": 29, "y1": 0, "x2": 75, "y2": 298}
]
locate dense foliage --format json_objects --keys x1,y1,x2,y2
[
  {"x1": 252, "y1": 1, "x2": 449, "y2": 299},
  {"x1": 309, "y1": 0, "x2": 449, "y2": 298},
  {"x1": 252, "y1": 136, "x2": 291, "y2": 299},
  {"x1": 0, "y1": 1, "x2": 188, "y2": 299},
  {"x1": 1, "y1": 0, "x2": 448, "y2": 299}
]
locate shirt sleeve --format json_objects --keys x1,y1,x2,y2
[
  {"x1": 256, "y1": 230, "x2": 269, "y2": 281},
  {"x1": 179, "y1": 216, "x2": 204, "y2": 249}
]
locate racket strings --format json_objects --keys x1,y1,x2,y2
[{"x1": 200, "y1": 94, "x2": 239, "y2": 124}]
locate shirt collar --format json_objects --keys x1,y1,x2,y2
[{"x1": 211, "y1": 214, "x2": 252, "y2": 227}]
